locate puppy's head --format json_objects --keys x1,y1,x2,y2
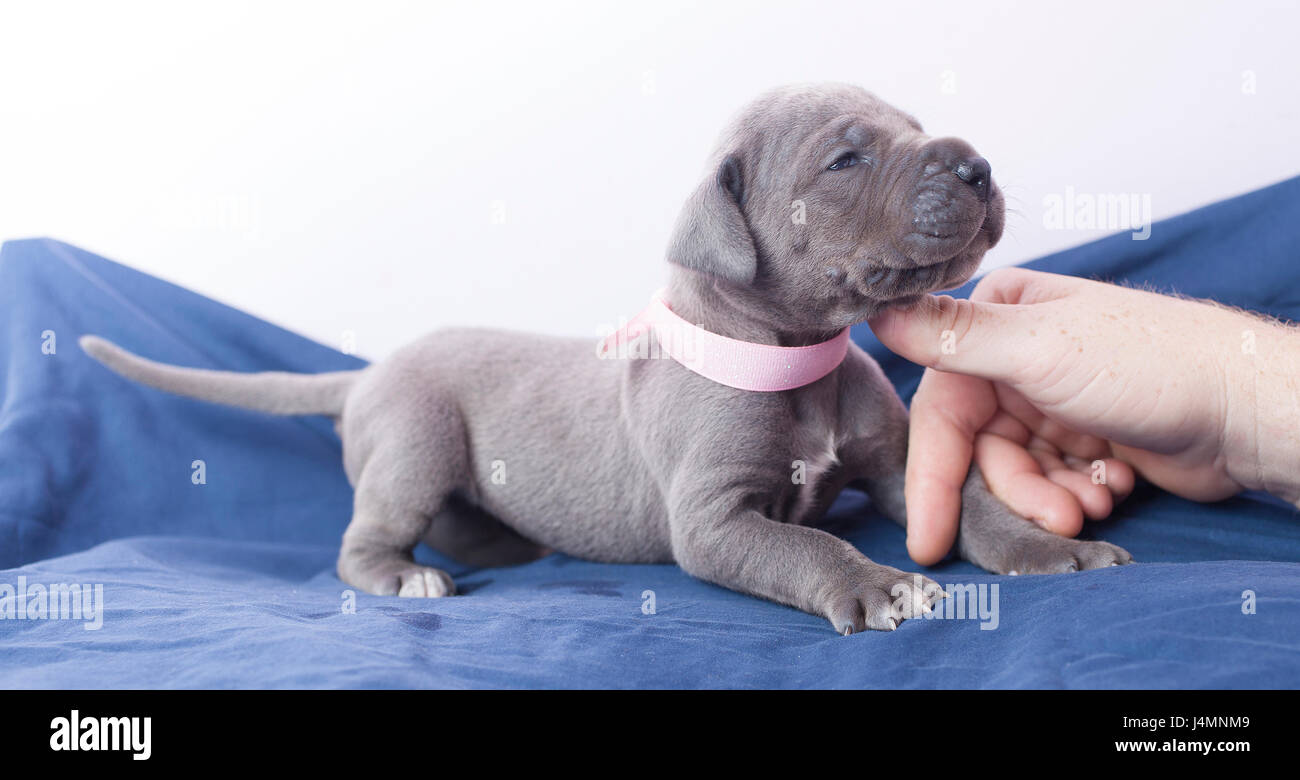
[{"x1": 668, "y1": 83, "x2": 1005, "y2": 331}]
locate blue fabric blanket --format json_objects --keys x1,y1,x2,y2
[{"x1": 3, "y1": 177, "x2": 1299, "y2": 689}]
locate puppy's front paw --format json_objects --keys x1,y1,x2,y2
[
  {"x1": 822, "y1": 566, "x2": 945, "y2": 635},
  {"x1": 998, "y1": 534, "x2": 1133, "y2": 576},
  {"x1": 956, "y1": 470, "x2": 1134, "y2": 576}
]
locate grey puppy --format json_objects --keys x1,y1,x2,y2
[{"x1": 82, "y1": 84, "x2": 1131, "y2": 634}]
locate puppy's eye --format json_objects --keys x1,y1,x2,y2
[{"x1": 827, "y1": 153, "x2": 860, "y2": 171}]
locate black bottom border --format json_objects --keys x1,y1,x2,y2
[{"x1": 1, "y1": 688, "x2": 1289, "y2": 766}]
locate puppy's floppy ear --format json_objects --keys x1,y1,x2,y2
[{"x1": 666, "y1": 154, "x2": 758, "y2": 284}]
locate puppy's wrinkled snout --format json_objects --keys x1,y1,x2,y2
[
  {"x1": 910, "y1": 137, "x2": 995, "y2": 237},
  {"x1": 952, "y1": 156, "x2": 991, "y2": 202},
  {"x1": 920, "y1": 137, "x2": 990, "y2": 194}
]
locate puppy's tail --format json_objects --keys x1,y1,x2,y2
[{"x1": 79, "y1": 335, "x2": 360, "y2": 417}]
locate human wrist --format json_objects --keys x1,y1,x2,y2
[{"x1": 1222, "y1": 315, "x2": 1300, "y2": 504}]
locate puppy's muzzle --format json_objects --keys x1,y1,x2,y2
[
  {"x1": 903, "y1": 136, "x2": 998, "y2": 264},
  {"x1": 921, "y1": 136, "x2": 992, "y2": 200}
]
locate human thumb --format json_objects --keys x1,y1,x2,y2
[{"x1": 867, "y1": 294, "x2": 1035, "y2": 381}]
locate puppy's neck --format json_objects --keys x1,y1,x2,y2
[{"x1": 665, "y1": 270, "x2": 843, "y2": 348}]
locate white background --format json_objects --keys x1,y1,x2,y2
[{"x1": 2, "y1": 0, "x2": 1297, "y2": 359}]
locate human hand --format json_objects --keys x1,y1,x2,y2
[{"x1": 868, "y1": 267, "x2": 1299, "y2": 566}]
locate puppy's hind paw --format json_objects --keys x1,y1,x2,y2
[{"x1": 396, "y1": 566, "x2": 457, "y2": 598}]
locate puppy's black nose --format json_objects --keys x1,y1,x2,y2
[{"x1": 952, "y1": 156, "x2": 991, "y2": 202}]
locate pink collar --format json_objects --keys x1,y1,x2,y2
[{"x1": 601, "y1": 291, "x2": 851, "y2": 392}]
